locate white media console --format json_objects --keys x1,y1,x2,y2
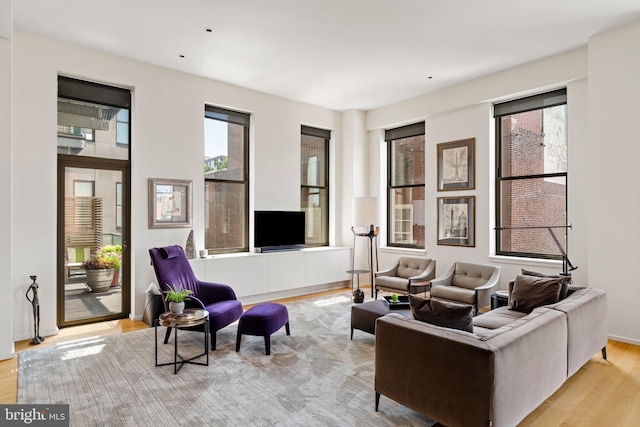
[{"x1": 189, "y1": 246, "x2": 351, "y2": 304}]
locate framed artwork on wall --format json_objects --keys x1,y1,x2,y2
[
  {"x1": 148, "y1": 178, "x2": 192, "y2": 229},
  {"x1": 437, "y1": 138, "x2": 475, "y2": 191},
  {"x1": 437, "y1": 196, "x2": 475, "y2": 247}
]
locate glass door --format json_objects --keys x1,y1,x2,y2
[
  {"x1": 58, "y1": 162, "x2": 129, "y2": 326},
  {"x1": 56, "y1": 76, "x2": 131, "y2": 327}
]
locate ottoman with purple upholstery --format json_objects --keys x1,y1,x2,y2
[{"x1": 235, "y1": 302, "x2": 290, "y2": 355}]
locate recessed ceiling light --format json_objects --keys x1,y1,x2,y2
[
  {"x1": 178, "y1": 54, "x2": 185, "y2": 58},
  {"x1": 204, "y1": 27, "x2": 213, "y2": 33},
  {"x1": 427, "y1": 76, "x2": 433, "y2": 79}
]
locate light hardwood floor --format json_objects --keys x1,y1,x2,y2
[{"x1": 2, "y1": 287, "x2": 639, "y2": 427}]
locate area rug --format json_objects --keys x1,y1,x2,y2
[{"x1": 18, "y1": 292, "x2": 435, "y2": 426}]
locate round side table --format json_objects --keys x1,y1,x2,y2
[{"x1": 155, "y1": 308, "x2": 209, "y2": 374}]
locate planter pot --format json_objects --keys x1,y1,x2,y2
[
  {"x1": 86, "y1": 268, "x2": 114, "y2": 293},
  {"x1": 111, "y1": 268, "x2": 121, "y2": 287},
  {"x1": 169, "y1": 301, "x2": 185, "y2": 314}
]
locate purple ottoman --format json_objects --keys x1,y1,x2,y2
[{"x1": 235, "y1": 303, "x2": 290, "y2": 355}]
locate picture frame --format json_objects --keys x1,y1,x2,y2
[
  {"x1": 148, "y1": 178, "x2": 192, "y2": 229},
  {"x1": 437, "y1": 138, "x2": 475, "y2": 191},
  {"x1": 437, "y1": 196, "x2": 475, "y2": 247}
]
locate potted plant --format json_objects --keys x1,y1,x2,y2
[
  {"x1": 164, "y1": 284, "x2": 193, "y2": 314},
  {"x1": 82, "y1": 254, "x2": 117, "y2": 293},
  {"x1": 98, "y1": 245, "x2": 122, "y2": 286}
]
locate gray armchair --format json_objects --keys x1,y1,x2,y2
[
  {"x1": 429, "y1": 262, "x2": 500, "y2": 315},
  {"x1": 374, "y1": 257, "x2": 436, "y2": 300}
]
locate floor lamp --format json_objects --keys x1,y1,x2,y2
[{"x1": 350, "y1": 197, "x2": 380, "y2": 302}]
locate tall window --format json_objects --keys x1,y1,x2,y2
[
  {"x1": 204, "y1": 105, "x2": 250, "y2": 253},
  {"x1": 386, "y1": 122, "x2": 426, "y2": 249},
  {"x1": 301, "y1": 125, "x2": 330, "y2": 246},
  {"x1": 495, "y1": 89, "x2": 568, "y2": 258}
]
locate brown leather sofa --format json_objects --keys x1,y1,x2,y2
[{"x1": 374, "y1": 287, "x2": 608, "y2": 427}]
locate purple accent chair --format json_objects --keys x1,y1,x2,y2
[{"x1": 149, "y1": 245, "x2": 243, "y2": 350}]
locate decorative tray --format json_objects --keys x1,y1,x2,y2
[{"x1": 383, "y1": 295, "x2": 411, "y2": 309}]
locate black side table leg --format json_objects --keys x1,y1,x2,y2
[{"x1": 174, "y1": 327, "x2": 178, "y2": 374}]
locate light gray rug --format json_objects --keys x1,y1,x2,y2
[{"x1": 18, "y1": 292, "x2": 435, "y2": 426}]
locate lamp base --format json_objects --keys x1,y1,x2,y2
[{"x1": 353, "y1": 289, "x2": 364, "y2": 303}]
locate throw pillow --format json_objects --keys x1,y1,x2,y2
[
  {"x1": 521, "y1": 269, "x2": 570, "y2": 300},
  {"x1": 409, "y1": 295, "x2": 473, "y2": 333},
  {"x1": 510, "y1": 274, "x2": 563, "y2": 313}
]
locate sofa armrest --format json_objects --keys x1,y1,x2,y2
[
  {"x1": 429, "y1": 263, "x2": 455, "y2": 287},
  {"x1": 375, "y1": 260, "x2": 400, "y2": 278},
  {"x1": 547, "y1": 287, "x2": 608, "y2": 377},
  {"x1": 196, "y1": 280, "x2": 238, "y2": 303},
  {"x1": 474, "y1": 266, "x2": 501, "y2": 309},
  {"x1": 408, "y1": 259, "x2": 436, "y2": 283}
]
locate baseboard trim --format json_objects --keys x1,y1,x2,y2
[
  {"x1": 238, "y1": 281, "x2": 350, "y2": 306},
  {"x1": 608, "y1": 334, "x2": 640, "y2": 347}
]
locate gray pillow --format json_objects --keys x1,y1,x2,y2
[
  {"x1": 521, "y1": 269, "x2": 570, "y2": 300},
  {"x1": 409, "y1": 295, "x2": 473, "y2": 333},
  {"x1": 510, "y1": 274, "x2": 563, "y2": 313}
]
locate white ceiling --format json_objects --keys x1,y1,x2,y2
[{"x1": 12, "y1": 0, "x2": 640, "y2": 111}]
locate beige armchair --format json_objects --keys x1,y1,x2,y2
[
  {"x1": 374, "y1": 257, "x2": 436, "y2": 300},
  {"x1": 429, "y1": 262, "x2": 500, "y2": 315}
]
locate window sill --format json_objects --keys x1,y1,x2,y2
[
  {"x1": 489, "y1": 255, "x2": 562, "y2": 269},
  {"x1": 379, "y1": 246, "x2": 427, "y2": 256}
]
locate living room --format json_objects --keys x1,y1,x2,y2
[{"x1": 1, "y1": 1, "x2": 640, "y2": 424}]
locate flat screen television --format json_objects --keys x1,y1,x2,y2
[{"x1": 254, "y1": 210, "x2": 306, "y2": 252}]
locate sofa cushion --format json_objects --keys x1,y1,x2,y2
[
  {"x1": 375, "y1": 276, "x2": 410, "y2": 291},
  {"x1": 510, "y1": 274, "x2": 563, "y2": 313},
  {"x1": 521, "y1": 269, "x2": 570, "y2": 300},
  {"x1": 396, "y1": 257, "x2": 431, "y2": 279},
  {"x1": 409, "y1": 295, "x2": 473, "y2": 333},
  {"x1": 473, "y1": 306, "x2": 527, "y2": 330}
]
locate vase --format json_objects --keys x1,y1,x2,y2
[
  {"x1": 169, "y1": 301, "x2": 185, "y2": 314},
  {"x1": 86, "y1": 268, "x2": 114, "y2": 293}
]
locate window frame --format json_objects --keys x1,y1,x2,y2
[
  {"x1": 300, "y1": 125, "x2": 330, "y2": 247},
  {"x1": 494, "y1": 89, "x2": 568, "y2": 259},
  {"x1": 385, "y1": 122, "x2": 426, "y2": 250},
  {"x1": 203, "y1": 105, "x2": 250, "y2": 254}
]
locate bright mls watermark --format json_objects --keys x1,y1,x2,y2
[{"x1": 0, "y1": 405, "x2": 69, "y2": 426}]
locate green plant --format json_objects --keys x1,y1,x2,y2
[
  {"x1": 82, "y1": 254, "x2": 118, "y2": 270},
  {"x1": 98, "y1": 245, "x2": 122, "y2": 269},
  {"x1": 164, "y1": 284, "x2": 193, "y2": 303}
]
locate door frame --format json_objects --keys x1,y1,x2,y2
[{"x1": 57, "y1": 154, "x2": 131, "y2": 327}]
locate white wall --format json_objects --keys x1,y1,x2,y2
[
  {"x1": 368, "y1": 21, "x2": 640, "y2": 345},
  {"x1": 588, "y1": 20, "x2": 640, "y2": 345},
  {"x1": 10, "y1": 30, "x2": 343, "y2": 343},
  {"x1": 369, "y1": 48, "x2": 590, "y2": 284},
  {"x1": 0, "y1": 0, "x2": 13, "y2": 359}
]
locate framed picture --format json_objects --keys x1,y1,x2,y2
[
  {"x1": 437, "y1": 196, "x2": 475, "y2": 247},
  {"x1": 148, "y1": 178, "x2": 192, "y2": 229},
  {"x1": 437, "y1": 138, "x2": 475, "y2": 191}
]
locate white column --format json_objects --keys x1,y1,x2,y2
[
  {"x1": 0, "y1": 0, "x2": 13, "y2": 360},
  {"x1": 587, "y1": 20, "x2": 640, "y2": 345}
]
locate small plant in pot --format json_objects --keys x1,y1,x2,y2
[
  {"x1": 98, "y1": 245, "x2": 122, "y2": 286},
  {"x1": 82, "y1": 254, "x2": 118, "y2": 293},
  {"x1": 164, "y1": 284, "x2": 193, "y2": 314}
]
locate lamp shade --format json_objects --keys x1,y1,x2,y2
[{"x1": 352, "y1": 197, "x2": 379, "y2": 228}]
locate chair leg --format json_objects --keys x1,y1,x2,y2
[
  {"x1": 602, "y1": 346, "x2": 607, "y2": 360},
  {"x1": 235, "y1": 332, "x2": 242, "y2": 352},
  {"x1": 375, "y1": 392, "x2": 380, "y2": 412},
  {"x1": 211, "y1": 331, "x2": 217, "y2": 351},
  {"x1": 163, "y1": 327, "x2": 172, "y2": 344},
  {"x1": 264, "y1": 335, "x2": 271, "y2": 355},
  {"x1": 285, "y1": 321, "x2": 290, "y2": 335}
]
